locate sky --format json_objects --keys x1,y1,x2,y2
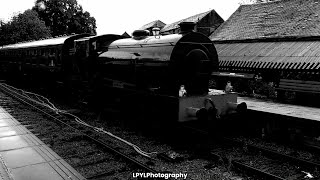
[{"x1": 0, "y1": 0, "x2": 252, "y2": 35}]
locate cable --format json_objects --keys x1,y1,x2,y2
[{"x1": 0, "y1": 83, "x2": 158, "y2": 158}]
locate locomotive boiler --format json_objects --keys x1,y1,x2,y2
[{"x1": 94, "y1": 22, "x2": 246, "y2": 124}]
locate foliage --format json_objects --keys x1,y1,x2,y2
[
  {"x1": 33, "y1": 0, "x2": 96, "y2": 36},
  {"x1": 248, "y1": 79, "x2": 277, "y2": 99},
  {"x1": 0, "y1": 10, "x2": 51, "y2": 46}
]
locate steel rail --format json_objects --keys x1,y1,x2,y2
[
  {"x1": 210, "y1": 152, "x2": 286, "y2": 180},
  {"x1": 224, "y1": 137, "x2": 320, "y2": 170},
  {"x1": 182, "y1": 124, "x2": 320, "y2": 170},
  {"x1": 232, "y1": 160, "x2": 286, "y2": 180},
  {"x1": 181, "y1": 124, "x2": 319, "y2": 179}
]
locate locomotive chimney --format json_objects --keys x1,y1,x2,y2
[{"x1": 179, "y1": 22, "x2": 196, "y2": 34}]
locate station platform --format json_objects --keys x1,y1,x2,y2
[
  {"x1": 238, "y1": 97, "x2": 320, "y2": 121},
  {"x1": 0, "y1": 107, "x2": 85, "y2": 180}
]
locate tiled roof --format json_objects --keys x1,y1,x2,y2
[
  {"x1": 161, "y1": 10, "x2": 213, "y2": 32},
  {"x1": 139, "y1": 20, "x2": 166, "y2": 30},
  {"x1": 210, "y1": 0, "x2": 320, "y2": 41}
]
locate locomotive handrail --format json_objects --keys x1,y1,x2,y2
[
  {"x1": 109, "y1": 42, "x2": 176, "y2": 49},
  {"x1": 178, "y1": 42, "x2": 213, "y2": 45}
]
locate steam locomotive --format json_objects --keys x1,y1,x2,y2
[{"x1": 0, "y1": 22, "x2": 246, "y2": 124}]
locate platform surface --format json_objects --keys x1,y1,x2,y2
[
  {"x1": 238, "y1": 97, "x2": 320, "y2": 121},
  {"x1": 0, "y1": 107, "x2": 85, "y2": 180}
]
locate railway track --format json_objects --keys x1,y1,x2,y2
[
  {"x1": 0, "y1": 82, "x2": 257, "y2": 180},
  {"x1": 181, "y1": 124, "x2": 320, "y2": 179},
  {"x1": 0, "y1": 83, "x2": 163, "y2": 179},
  {"x1": 5, "y1": 81, "x2": 319, "y2": 179},
  {"x1": 226, "y1": 137, "x2": 320, "y2": 170}
]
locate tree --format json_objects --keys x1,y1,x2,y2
[
  {"x1": 0, "y1": 10, "x2": 51, "y2": 46},
  {"x1": 33, "y1": 0, "x2": 96, "y2": 36}
]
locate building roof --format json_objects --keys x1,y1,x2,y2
[
  {"x1": 216, "y1": 41, "x2": 320, "y2": 71},
  {"x1": 161, "y1": 10, "x2": 213, "y2": 32},
  {"x1": 122, "y1": 32, "x2": 131, "y2": 38},
  {"x1": 210, "y1": 0, "x2": 320, "y2": 41},
  {"x1": 139, "y1": 20, "x2": 166, "y2": 30}
]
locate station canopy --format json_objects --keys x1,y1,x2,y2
[
  {"x1": 210, "y1": 0, "x2": 320, "y2": 71},
  {"x1": 215, "y1": 40, "x2": 320, "y2": 71}
]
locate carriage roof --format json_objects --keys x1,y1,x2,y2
[{"x1": 0, "y1": 34, "x2": 92, "y2": 50}]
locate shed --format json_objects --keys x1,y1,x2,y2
[
  {"x1": 160, "y1": 9, "x2": 224, "y2": 36},
  {"x1": 139, "y1": 20, "x2": 166, "y2": 33}
]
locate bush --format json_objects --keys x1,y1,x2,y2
[{"x1": 248, "y1": 79, "x2": 276, "y2": 99}]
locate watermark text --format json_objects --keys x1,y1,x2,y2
[{"x1": 132, "y1": 172, "x2": 187, "y2": 179}]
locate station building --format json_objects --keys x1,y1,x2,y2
[
  {"x1": 160, "y1": 9, "x2": 224, "y2": 36},
  {"x1": 210, "y1": 0, "x2": 320, "y2": 81},
  {"x1": 139, "y1": 20, "x2": 166, "y2": 33},
  {"x1": 139, "y1": 10, "x2": 224, "y2": 37}
]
